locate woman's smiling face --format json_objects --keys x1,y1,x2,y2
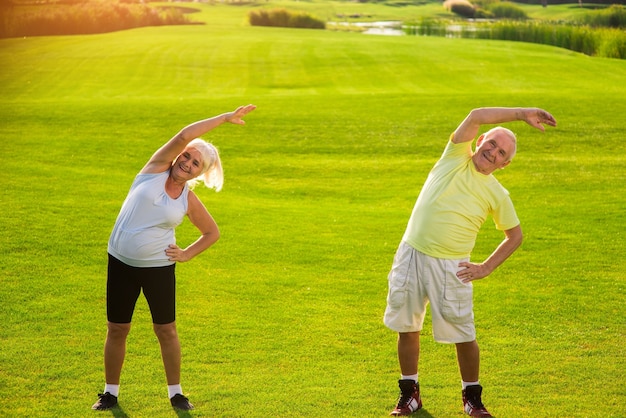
[{"x1": 171, "y1": 147, "x2": 204, "y2": 182}]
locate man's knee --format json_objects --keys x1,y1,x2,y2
[
  {"x1": 455, "y1": 339, "x2": 480, "y2": 360},
  {"x1": 456, "y1": 339, "x2": 479, "y2": 350},
  {"x1": 399, "y1": 331, "x2": 420, "y2": 344}
]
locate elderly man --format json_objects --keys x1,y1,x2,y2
[{"x1": 384, "y1": 107, "x2": 556, "y2": 417}]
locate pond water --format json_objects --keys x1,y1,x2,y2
[
  {"x1": 329, "y1": 21, "x2": 405, "y2": 36},
  {"x1": 357, "y1": 21, "x2": 405, "y2": 36},
  {"x1": 330, "y1": 21, "x2": 483, "y2": 37}
]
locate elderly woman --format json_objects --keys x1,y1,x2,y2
[{"x1": 92, "y1": 104, "x2": 256, "y2": 411}]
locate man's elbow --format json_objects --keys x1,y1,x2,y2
[
  {"x1": 468, "y1": 108, "x2": 482, "y2": 119},
  {"x1": 510, "y1": 226, "x2": 523, "y2": 248},
  {"x1": 468, "y1": 108, "x2": 489, "y2": 123}
]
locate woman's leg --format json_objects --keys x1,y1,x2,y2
[
  {"x1": 153, "y1": 321, "x2": 181, "y2": 384},
  {"x1": 105, "y1": 255, "x2": 141, "y2": 385},
  {"x1": 142, "y1": 264, "x2": 182, "y2": 385},
  {"x1": 104, "y1": 321, "x2": 131, "y2": 384}
]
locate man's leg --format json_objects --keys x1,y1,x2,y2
[
  {"x1": 456, "y1": 340, "x2": 492, "y2": 417},
  {"x1": 455, "y1": 339, "x2": 479, "y2": 382},
  {"x1": 390, "y1": 332, "x2": 423, "y2": 416},
  {"x1": 398, "y1": 331, "x2": 420, "y2": 376}
]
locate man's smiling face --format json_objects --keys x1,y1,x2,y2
[{"x1": 471, "y1": 127, "x2": 516, "y2": 175}]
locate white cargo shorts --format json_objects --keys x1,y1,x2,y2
[{"x1": 383, "y1": 241, "x2": 476, "y2": 343}]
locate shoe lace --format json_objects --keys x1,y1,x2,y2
[
  {"x1": 395, "y1": 391, "x2": 413, "y2": 408},
  {"x1": 467, "y1": 393, "x2": 486, "y2": 410},
  {"x1": 95, "y1": 393, "x2": 115, "y2": 406},
  {"x1": 172, "y1": 394, "x2": 191, "y2": 405},
  {"x1": 473, "y1": 398, "x2": 486, "y2": 410}
]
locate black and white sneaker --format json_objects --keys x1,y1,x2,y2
[
  {"x1": 462, "y1": 385, "x2": 493, "y2": 417},
  {"x1": 91, "y1": 392, "x2": 118, "y2": 410},
  {"x1": 170, "y1": 393, "x2": 195, "y2": 410},
  {"x1": 390, "y1": 379, "x2": 422, "y2": 416}
]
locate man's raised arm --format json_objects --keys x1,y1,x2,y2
[{"x1": 452, "y1": 107, "x2": 557, "y2": 144}]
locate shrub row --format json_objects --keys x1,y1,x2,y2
[
  {"x1": 404, "y1": 16, "x2": 625, "y2": 59},
  {"x1": 577, "y1": 4, "x2": 626, "y2": 29},
  {"x1": 0, "y1": 2, "x2": 193, "y2": 38},
  {"x1": 444, "y1": 0, "x2": 476, "y2": 18},
  {"x1": 248, "y1": 8, "x2": 325, "y2": 29},
  {"x1": 444, "y1": 0, "x2": 528, "y2": 19},
  {"x1": 514, "y1": 0, "x2": 625, "y2": 5},
  {"x1": 488, "y1": 2, "x2": 528, "y2": 19},
  {"x1": 470, "y1": 21, "x2": 626, "y2": 58}
]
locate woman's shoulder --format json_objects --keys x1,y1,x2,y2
[{"x1": 130, "y1": 169, "x2": 169, "y2": 187}]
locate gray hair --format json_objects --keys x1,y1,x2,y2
[
  {"x1": 186, "y1": 138, "x2": 224, "y2": 191},
  {"x1": 484, "y1": 126, "x2": 517, "y2": 161}
]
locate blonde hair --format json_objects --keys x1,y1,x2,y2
[{"x1": 186, "y1": 138, "x2": 224, "y2": 191}]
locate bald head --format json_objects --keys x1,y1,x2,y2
[
  {"x1": 483, "y1": 127, "x2": 517, "y2": 161},
  {"x1": 472, "y1": 127, "x2": 517, "y2": 175}
]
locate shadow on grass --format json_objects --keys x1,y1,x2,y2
[
  {"x1": 106, "y1": 404, "x2": 129, "y2": 418},
  {"x1": 100, "y1": 404, "x2": 192, "y2": 417},
  {"x1": 105, "y1": 405, "x2": 432, "y2": 418}
]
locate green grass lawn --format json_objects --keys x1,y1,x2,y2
[{"x1": 0, "y1": 1, "x2": 625, "y2": 417}]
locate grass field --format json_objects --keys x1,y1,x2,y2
[{"x1": 0, "y1": 1, "x2": 625, "y2": 417}]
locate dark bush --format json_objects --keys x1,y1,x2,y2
[
  {"x1": 444, "y1": 0, "x2": 476, "y2": 19},
  {"x1": 474, "y1": 8, "x2": 494, "y2": 19},
  {"x1": 248, "y1": 8, "x2": 325, "y2": 29},
  {"x1": 577, "y1": 5, "x2": 626, "y2": 29},
  {"x1": 488, "y1": 2, "x2": 528, "y2": 20}
]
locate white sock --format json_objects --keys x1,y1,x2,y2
[
  {"x1": 168, "y1": 384, "x2": 183, "y2": 399},
  {"x1": 462, "y1": 380, "x2": 479, "y2": 389},
  {"x1": 104, "y1": 384, "x2": 119, "y2": 397},
  {"x1": 401, "y1": 374, "x2": 419, "y2": 383}
]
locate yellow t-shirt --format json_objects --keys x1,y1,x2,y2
[{"x1": 402, "y1": 139, "x2": 520, "y2": 259}]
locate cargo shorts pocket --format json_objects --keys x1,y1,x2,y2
[
  {"x1": 386, "y1": 244, "x2": 414, "y2": 309},
  {"x1": 440, "y1": 269, "x2": 473, "y2": 324}
]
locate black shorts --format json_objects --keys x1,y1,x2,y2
[{"x1": 107, "y1": 254, "x2": 176, "y2": 324}]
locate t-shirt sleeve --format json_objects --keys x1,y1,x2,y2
[{"x1": 492, "y1": 194, "x2": 520, "y2": 231}]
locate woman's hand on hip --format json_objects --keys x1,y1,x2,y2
[{"x1": 165, "y1": 244, "x2": 189, "y2": 262}]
